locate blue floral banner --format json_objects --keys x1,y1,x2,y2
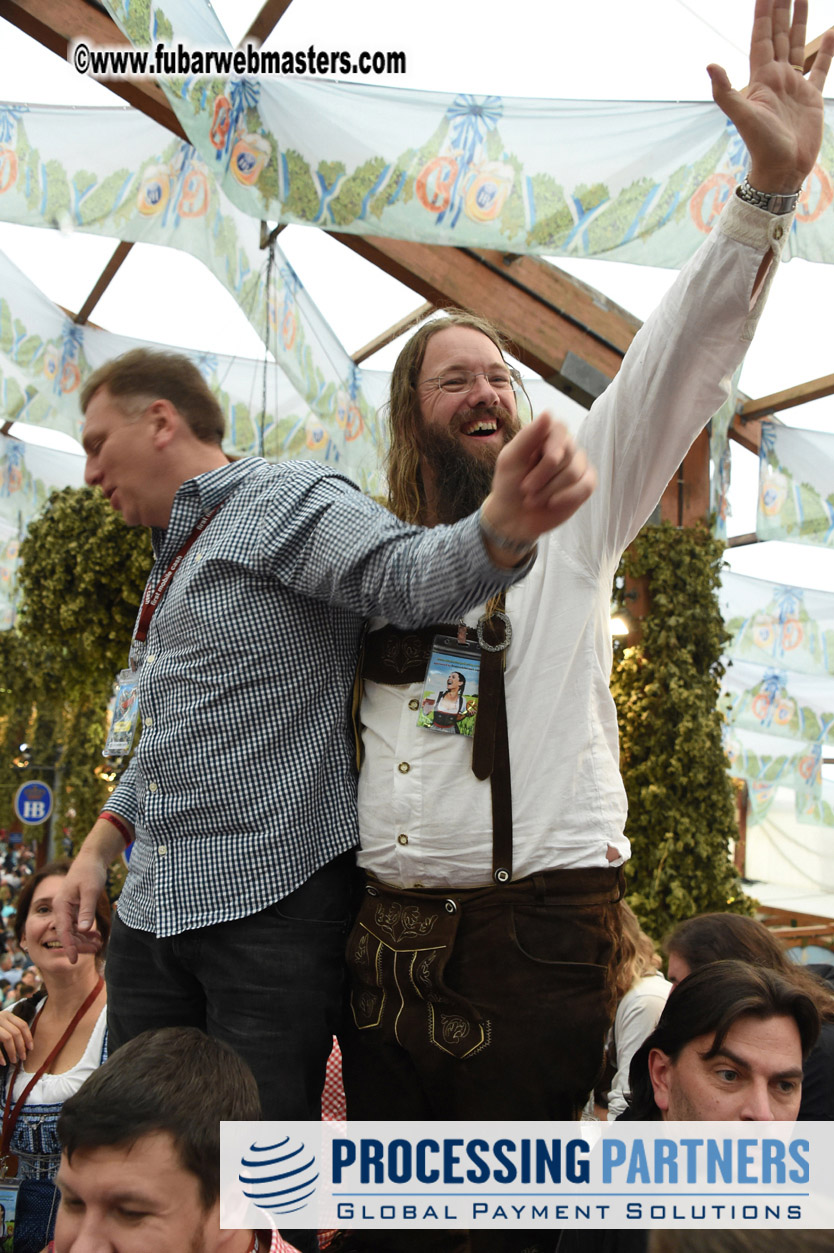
[
  {"x1": 0, "y1": 103, "x2": 386, "y2": 489},
  {"x1": 757, "y1": 422, "x2": 834, "y2": 549},
  {"x1": 0, "y1": 247, "x2": 390, "y2": 477},
  {"x1": 0, "y1": 437, "x2": 85, "y2": 630},
  {"x1": 721, "y1": 571, "x2": 834, "y2": 828},
  {"x1": 86, "y1": 0, "x2": 834, "y2": 265}
]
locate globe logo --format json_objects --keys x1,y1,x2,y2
[{"x1": 239, "y1": 1135, "x2": 319, "y2": 1218}]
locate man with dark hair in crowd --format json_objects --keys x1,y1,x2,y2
[
  {"x1": 53, "y1": 1026, "x2": 295, "y2": 1253},
  {"x1": 555, "y1": 964, "x2": 822, "y2": 1253},
  {"x1": 624, "y1": 960, "x2": 820, "y2": 1121}
]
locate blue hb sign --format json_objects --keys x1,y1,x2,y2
[{"x1": 13, "y1": 781, "x2": 53, "y2": 826}]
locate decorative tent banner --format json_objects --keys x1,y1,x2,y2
[
  {"x1": 723, "y1": 657, "x2": 834, "y2": 748},
  {"x1": 92, "y1": 0, "x2": 834, "y2": 266},
  {"x1": 757, "y1": 422, "x2": 834, "y2": 549},
  {"x1": 0, "y1": 103, "x2": 386, "y2": 488},
  {"x1": 720, "y1": 571, "x2": 834, "y2": 828},
  {"x1": 725, "y1": 726, "x2": 834, "y2": 828},
  {"x1": 0, "y1": 247, "x2": 389, "y2": 484},
  {"x1": 721, "y1": 571, "x2": 834, "y2": 676},
  {"x1": 0, "y1": 437, "x2": 85, "y2": 630}
]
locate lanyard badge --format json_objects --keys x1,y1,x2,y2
[
  {"x1": 418, "y1": 635, "x2": 482, "y2": 737},
  {"x1": 103, "y1": 668, "x2": 141, "y2": 758}
]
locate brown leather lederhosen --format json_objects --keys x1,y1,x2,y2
[{"x1": 347, "y1": 607, "x2": 625, "y2": 1073}]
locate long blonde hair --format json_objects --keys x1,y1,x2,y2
[{"x1": 613, "y1": 902, "x2": 662, "y2": 1002}]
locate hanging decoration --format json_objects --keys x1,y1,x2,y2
[
  {"x1": 757, "y1": 422, "x2": 834, "y2": 549},
  {"x1": 89, "y1": 0, "x2": 834, "y2": 265},
  {"x1": 720, "y1": 570, "x2": 834, "y2": 828}
]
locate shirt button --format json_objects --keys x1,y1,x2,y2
[
  {"x1": 158, "y1": 845, "x2": 167, "y2": 857},
  {"x1": 398, "y1": 762, "x2": 410, "y2": 774},
  {"x1": 397, "y1": 834, "x2": 409, "y2": 846},
  {"x1": 408, "y1": 699, "x2": 419, "y2": 711},
  {"x1": 772, "y1": 224, "x2": 784, "y2": 239},
  {"x1": 195, "y1": 553, "x2": 203, "y2": 561},
  {"x1": 146, "y1": 654, "x2": 156, "y2": 664},
  {"x1": 144, "y1": 717, "x2": 154, "y2": 729},
  {"x1": 148, "y1": 781, "x2": 158, "y2": 793}
]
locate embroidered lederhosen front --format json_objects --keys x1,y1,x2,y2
[
  {"x1": 348, "y1": 880, "x2": 494, "y2": 1060},
  {"x1": 351, "y1": 615, "x2": 626, "y2": 1071},
  {"x1": 347, "y1": 867, "x2": 626, "y2": 1073}
]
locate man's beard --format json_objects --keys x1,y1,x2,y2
[{"x1": 418, "y1": 405, "x2": 520, "y2": 525}]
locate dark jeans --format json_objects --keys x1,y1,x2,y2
[
  {"x1": 339, "y1": 866, "x2": 624, "y2": 1253},
  {"x1": 107, "y1": 850, "x2": 355, "y2": 1253}
]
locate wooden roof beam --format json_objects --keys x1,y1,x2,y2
[
  {"x1": 241, "y1": 0, "x2": 295, "y2": 47},
  {"x1": 730, "y1": 368, "x2": 834, "y2": 454},
  {"x1": 352, "y1": 302, "x2": 436, "y2": 364},
  {"x1": 74, "y1": 241, "x2": 134, "y2": 325},
  {"x1": 730, "y1": 411, "x2": 765, "y2": 455},
  {"x1": 333, "y1": 233, "x2": 641, "y2": 408},
  {"x1": 0, "y1": 0, "x2": 187, "y2": 139},
  {"x1": 738, "y1": 371, "x2": 834, "y2": 420}
]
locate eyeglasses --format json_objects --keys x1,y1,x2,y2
[{"x1": 419, "y1": 366, "x2": 522, "y2": 395}]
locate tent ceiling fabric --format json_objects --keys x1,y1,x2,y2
[{"x1": 1, "y1": 0, "x2": 833, "y2": 845}]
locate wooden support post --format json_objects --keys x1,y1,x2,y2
[{"x1": 734, "y1": 781, "x2": 749, "y2": 876}]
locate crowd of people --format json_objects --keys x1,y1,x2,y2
[
  {"x1": 0, "y1": 847, "x2": 40, "y2": 1013},
  {"x1": 0, "y1": 865, "x2": 831, "y2": 1252},
  {"x1": 1, "y1": 2, "x2": 834, "y2": 1252}
]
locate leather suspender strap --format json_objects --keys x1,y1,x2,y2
[
  {"x1": 361, "y1": 598, "x2": 513, "y2": 886},
  {"x1": 471, "y1": 607, "x2": 513, "y2": 884}
]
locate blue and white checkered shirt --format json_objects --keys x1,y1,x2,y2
[{"x1": 106, "y1": 457, "x2": 528, "y2": 937}]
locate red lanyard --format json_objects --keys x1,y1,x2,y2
[
  {"x1": 0, "y1": 975, "x2": 104, "y2": 1174},
  {"x1": 134, "y1": 505, "x2": 222, "y2": 643}
]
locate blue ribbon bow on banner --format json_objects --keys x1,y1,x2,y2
[{"x1": 439, "y1": 94, "x2": 503, "y2": 228}]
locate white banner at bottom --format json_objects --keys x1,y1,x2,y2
[{"x1": 219, "y1": 1121, "x2": 834, "y2": 1232}]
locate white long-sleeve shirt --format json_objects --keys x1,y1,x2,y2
[{"x1": 358, "y1": 193, "x2": 790, "y2": 887}]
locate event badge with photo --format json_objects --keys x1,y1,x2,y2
[
  {"x1": 103, "y1": 668, "x2": 140, "y2": 758},
  {"x1": 418, "y1": 637, "x2": 481, "y2": 737},
  {"x1": 0, "y1": 1182, "x2": 18, "y2": 1252}
]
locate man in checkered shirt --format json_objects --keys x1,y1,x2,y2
[{"x1": 51, "y1": 351, "x2": 593, "y2": 1137}]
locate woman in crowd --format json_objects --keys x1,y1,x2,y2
[
  {"x1": 0, "y1": 859, "x2": 110, "y2": 1252},
  {"x1": 663, "y1": 912, "x2": 834, "y2": 1121},
  {"x1": 605, "y1": 903, "x2": 671, "y2": 1120}
]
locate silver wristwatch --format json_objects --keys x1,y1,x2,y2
[{"x1": 736, "y1": 176, "x2": 801, "y2": 215}]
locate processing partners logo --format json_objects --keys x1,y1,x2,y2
[
  {"x1": 238, "y1": 1132, "x2": 319, "y2": 1223},
  {"x1": 221, "y1": 1121, "x2": 834, "y2": 1233}
]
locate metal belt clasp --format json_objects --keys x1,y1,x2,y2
[{"x1": 477, "y1": 610, "x2": 512, "y2": 653}]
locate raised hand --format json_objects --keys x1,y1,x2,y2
[{"x1": 708, "y1": 0, "x2": 834, "y2": 193}]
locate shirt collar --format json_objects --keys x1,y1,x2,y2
[{"x1": 152, "y1": 457, "x2": 265, "y2": 554}]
